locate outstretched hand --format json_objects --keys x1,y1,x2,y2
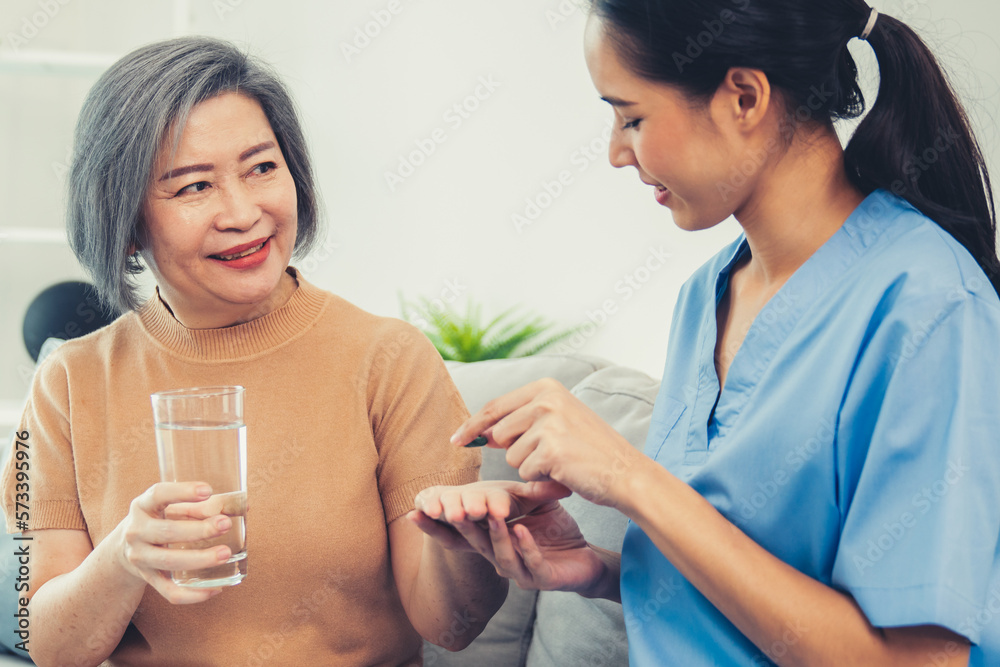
[{"x1": 409, "y1": 480, "x2": 610, "y2": 595}]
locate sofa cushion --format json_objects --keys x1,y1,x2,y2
[
  {"x1": 426, "y1": 355, "x2": 612, "y2": 667},
  {"x1": 525, "y1": 366, "x2": 660, "y2": 667},
  {"x1": 445, "y1": 354, "x2": 611, "y2": 415}
]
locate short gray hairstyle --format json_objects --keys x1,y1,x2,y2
[{"x1": 68, "y1": 36, "x2": 322, "y2": 313}]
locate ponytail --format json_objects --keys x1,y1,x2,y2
[
  {"x1": 845, "y1": 12, "x2": 1000, "y2": 295},
  {"x1": 589, "y1": 0, "x2": 1000, "y2": 296}
]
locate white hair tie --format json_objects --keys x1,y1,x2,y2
[{"x1": 859, "y1": 7, "x2": 879, "y2": 41}]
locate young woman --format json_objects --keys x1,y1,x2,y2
[
  {"x1": 1, "y1": 37, "x2": 506, "y2": 666},
  {"x1": 411, "y1": 1, "x2": 1000, "y2": 665}
]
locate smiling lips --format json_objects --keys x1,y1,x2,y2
[
  {"x1": 652, "y1": 184, "x2": 671, "y2": 207},
  {"x1": 209, "y1": 237, "x2": 271, "y2": 269},
  {"x1": 640, "y1": 178, "x2": 671, "y2": 206}
]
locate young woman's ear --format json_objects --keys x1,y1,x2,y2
[{"x1": 714, "y1": 67, "x2": 772, "y2": 132}]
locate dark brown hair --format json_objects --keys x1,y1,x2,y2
[{"x1": 591, "y1": 0, "x2": 999, "y2": 295}]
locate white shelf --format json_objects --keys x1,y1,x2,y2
[
  {"x1": 0, "y1": 50, "x2": 119, "y2": 76},
  {"x1": 0, "y1": 0, "x2": 189, "y2": 78},
  {"x1": 0, "y1": 228, "x2": 67, "y2": 245}
]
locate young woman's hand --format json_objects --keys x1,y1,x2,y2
[
  {"x1": 409, "y1": 480, "x2": 611, "y2": 595},
  {"x1": 115, "y1": 482, "x2": 235, "y2": 604},
  {"x1": 450, "y1": 379, "x2": 646, "y2": 509}
]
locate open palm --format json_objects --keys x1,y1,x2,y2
[
  {"x1": 499, "y1": 498, "x2": 607, "y2": 593},
  {"x1": 411, "y1": 480, "x2": 608, "y2": 595}
]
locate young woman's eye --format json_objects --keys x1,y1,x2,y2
[
  {"x1": 251, "y1": 161, "x2": 278, "y2": 176},
  {"x1": 176, "y1": 181, "x2": 210, "y2": 196},
  {"x1": 622, "y1": 119, "x2": 642, "y2": 131}
]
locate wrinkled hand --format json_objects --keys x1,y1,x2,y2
[
  {"x1": 409, "y1": 480, "x2": 608, "y2": 594},
  {"x1": 450, "y1": 378, "x2": 643, "y2": 508},
  {"x1": 116, "y1": 483, "x2": 236, "y2": 604}
]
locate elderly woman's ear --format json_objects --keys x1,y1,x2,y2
[
  {"x1": 126, "y1": 228, "x2": 145, "y2": 272},
  {"x1": 130, "y1": 221, "x2": 147, "y2": 256}
]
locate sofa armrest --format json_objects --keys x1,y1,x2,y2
[{"x1": 525, "y1": 366, "x2": 659, "y2": 667}]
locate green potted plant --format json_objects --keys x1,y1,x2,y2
[{"x1": 400, "y1": 296, "x2": 579, "y2": 363}]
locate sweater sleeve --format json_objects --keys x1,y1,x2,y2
[
  {"x1": 1, "y1": 354, "x2": 87, "y2": 533},
  {"x1": 367, "y1": 321, "x2": 480, "y2": 524}
]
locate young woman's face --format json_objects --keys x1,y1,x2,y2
[
  {"x1": 141, "y1": 92, "x2": 298, "y2": 325},
  {"x1": 584, "y1": 17, "x2": 743, "y2": 231}
]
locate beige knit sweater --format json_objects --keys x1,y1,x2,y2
[{"x1": 2, "y1": 269, "x2": 479, "y2": 665}]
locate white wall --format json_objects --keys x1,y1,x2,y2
[{"x1": 1, "y1": 0, "x2": 998, "y2": 416}]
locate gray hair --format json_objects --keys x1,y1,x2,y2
[{"x1": 67, "y1": 36, "x2": 322, "y2": 313}]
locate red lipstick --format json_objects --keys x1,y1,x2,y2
[{"x1": 209, "y1": 237, "x2": 271, "y2": 270}]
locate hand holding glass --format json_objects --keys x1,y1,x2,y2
[{"x1": 151, "y1": 386, "x2": 248, "y2": 588}]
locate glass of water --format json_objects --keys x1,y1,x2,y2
[{"x1": 150, "y1": 386, "x2": 248, "y2": 588}]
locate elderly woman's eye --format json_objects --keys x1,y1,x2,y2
[
  {"x1": 176, "y1": 181, "x2": 209, "y2": 196},
  {"x1": 252, "y1": 162, "x2": 277, "y2": 175}
]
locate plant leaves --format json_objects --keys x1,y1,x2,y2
[{"x1": 400, "y1": 295, "x2": 581, "y2": 363}]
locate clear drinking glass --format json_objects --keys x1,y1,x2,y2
[{"x1": 150, "y1": 386, "x2": 248, "y2": 588}]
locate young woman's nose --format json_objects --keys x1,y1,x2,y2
[{"x1": 608, "y1": 128, "x2": 637, "y2": 169}]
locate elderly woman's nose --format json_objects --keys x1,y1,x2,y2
[{"x1": 216, "y1": 184, "x2": 261, "y2": 229}]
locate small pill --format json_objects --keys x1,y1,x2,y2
[{"x1": 464, "y1": 436, "x2": 488, "y2": 448}]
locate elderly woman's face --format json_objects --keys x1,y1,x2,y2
[{"x1": 141, "y1": 92, "x2": 298, "y2": 325}]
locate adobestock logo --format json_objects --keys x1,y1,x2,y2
[
  {"x1": 545, "y1": 0, "x2": 585, "y2": 31},
  {"x1": 384, "y1": 76, "x2": 502, "y2": 192},
  {"x1": 852, "y1": 459, "x2": 969, "y2": 575},
  {"x1": 512, "y1": 121, "x2": 613, "y2": 233},
  {"x1": 671, "y1": 0, "x2": 751, "y2": 73},
  {"x1": 716, "y1": 82, "x2": 835, "y2": 202},
  {"x1": 551, "y1": 246, "x2": 672, "y2": 356},
  {"x1": 3, "y1": 0, "x2": 73, "y2": 52},
  {"x1": 213, "y1": 0, "x2": 246, "y2": 20},
  {"x1": 735, "y1": 418, "x2": 835, "y2": 523},
  {"x1": 339, "y1": 0, "x2": 413, "y2": 63}
]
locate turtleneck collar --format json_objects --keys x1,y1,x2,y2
[{"x1": 137, "y1": 267, "x2": 329, "y2": 361}]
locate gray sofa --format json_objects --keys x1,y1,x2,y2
[{"x1": 424, "y1": 354, "x2": 660, "y2": 667}]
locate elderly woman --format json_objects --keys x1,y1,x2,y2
[{"x1": 1, "y1": 37, "x2": 506, "y2": 665}]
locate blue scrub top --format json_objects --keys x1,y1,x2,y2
[{"x1": 621, "y1": 191, "x2": 1000, "y2": 666}]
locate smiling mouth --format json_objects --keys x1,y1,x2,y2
[{"x1": 211, "y1": 241, "x2": 267, "y2": 261}]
